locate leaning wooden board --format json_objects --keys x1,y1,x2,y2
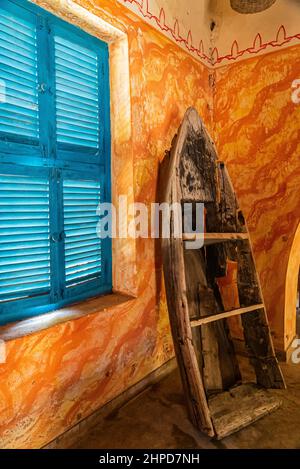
[{"x1": 160, "y1": 108, "x2": 285, "y2": 439}]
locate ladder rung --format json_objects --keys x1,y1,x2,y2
[
  {"x1": 183, "y1": 232, "x2": 249, "y2": 245},
  {"x1": 190, "y1": 303, "x2": 264, "y2": 328}
]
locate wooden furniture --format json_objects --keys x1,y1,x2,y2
[{"x1": 160, "y1": 108, "x2": 285, "y2": 439}]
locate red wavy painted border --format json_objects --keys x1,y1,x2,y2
[{"x1": 122, "y1": 0, "x2": 300, "y2": 65}]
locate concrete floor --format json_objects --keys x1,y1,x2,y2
[{"x1": 74, "y1": 360, "x2": 300, "y2": 449}]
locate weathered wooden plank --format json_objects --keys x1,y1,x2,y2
[
  {"x1": 237, "y1": 241, "x2": 286, "y2": 389},
  {"x1": 198, "y1": 285, "x2": 223, "y2": 393},
  {"x1": 190, "y1": 304, "x2": 265, "y2": 327},
  {"x1": 179, "y1": 123, "x2": 218, "y2": 203},
  {"x1": 160, "y1": 113, "x2": 214, "y2": 436},
  {"x1": 178, "y1": 112, "x2": 242, "y2": 393},
  {"x1": 217, "y1": 163, "x2": 241, "y2": 233},
  {"x1": 211, "y1": 151, "x2": 285, "y2": 390},
  {"x1": 184, "y1": 248, "x2": 241, "y2": 393},
  {"x1": 202, "y1": 256, "x2": 242, "y2": 390},
  {"x1": 183, "y1": 232, "x2": 249, "y2": 245},
  {"x1": 184, "y1": 250, "x2": 205, "y2": 372},
  {"x1": 160, "y1": 107, "x2": 285, "y2": 440},
  {"x1": 209, "y1": 383, "x2": 282, "y2": 440},
  {"x1": 163, "y1": 236, "x2": 214, "y2": 434}
]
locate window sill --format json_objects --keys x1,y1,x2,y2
[{"x1": 0, "y1": 293, "x2": 135, "y2": 342}]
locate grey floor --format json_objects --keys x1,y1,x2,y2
[{"x1": 71, "y1": 359, "x2": 300, "y2": 449}]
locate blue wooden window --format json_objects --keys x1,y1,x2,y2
[{"x1": 0, "y1": 0, "x2": 112, "y2": 325}]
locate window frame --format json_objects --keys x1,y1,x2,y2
[{"x1": 0, "y1": 0, "x2": 112, "y2": 325}]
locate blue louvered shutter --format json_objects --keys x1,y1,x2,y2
[
  {"x1": 0, "y1": 5, "x2": 39, "y2": 140},
  {"x1": 0, "y1": 171, "x2": 51, "y2": 305},
  {"x1": 54, "y1": 32, "x2": 100, "y2": 152},
  {"x1": 63, "y1": 177, "x2": 102, "y2": 290},
  {"x1": 53, "y1": 27, "x2": 109, "y2": 299},
  {"x1": 0, "y1": 0, "x2": 111, "y2": 324}
]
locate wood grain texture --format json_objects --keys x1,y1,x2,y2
[
  {"x1": 161, "y1": 107, "x2": 285, "y2": 439},
  {"x1": 209, "y1": 383, "x2": 282, "y2": 440},
  {"x1": 183, "y1": 233, "x2": 249, "y2": 243},
  {"x1": 161, "y1": 113, "x2": 214, "y2": 436},
  {"x1": 190, "y1": 304, "x2": 265, "y2": 327}
]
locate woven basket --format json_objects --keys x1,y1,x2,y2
[{"x1": 230, "y1": 0, "x2": 276, "y2": 14}]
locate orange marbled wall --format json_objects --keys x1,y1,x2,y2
[
  {"x1": 1, "y1": 0, "x2": 298, "y2": 449},
  {"x1": 0, "y1": 0, "x2": 212, "y2": 449},
  {"x1": 214, "y1": 45, "x2": 300, "y2": 351}
]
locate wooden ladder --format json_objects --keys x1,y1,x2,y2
[
  {"x1": 160, "y1": 108, "x2": 286, "y2": 440},
  {"x1": 184, "y1": 232, "x2": 263, "y2": 327},
  {"x1": 165, "y1": 228, "x2": 286, "y2": 440}
]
